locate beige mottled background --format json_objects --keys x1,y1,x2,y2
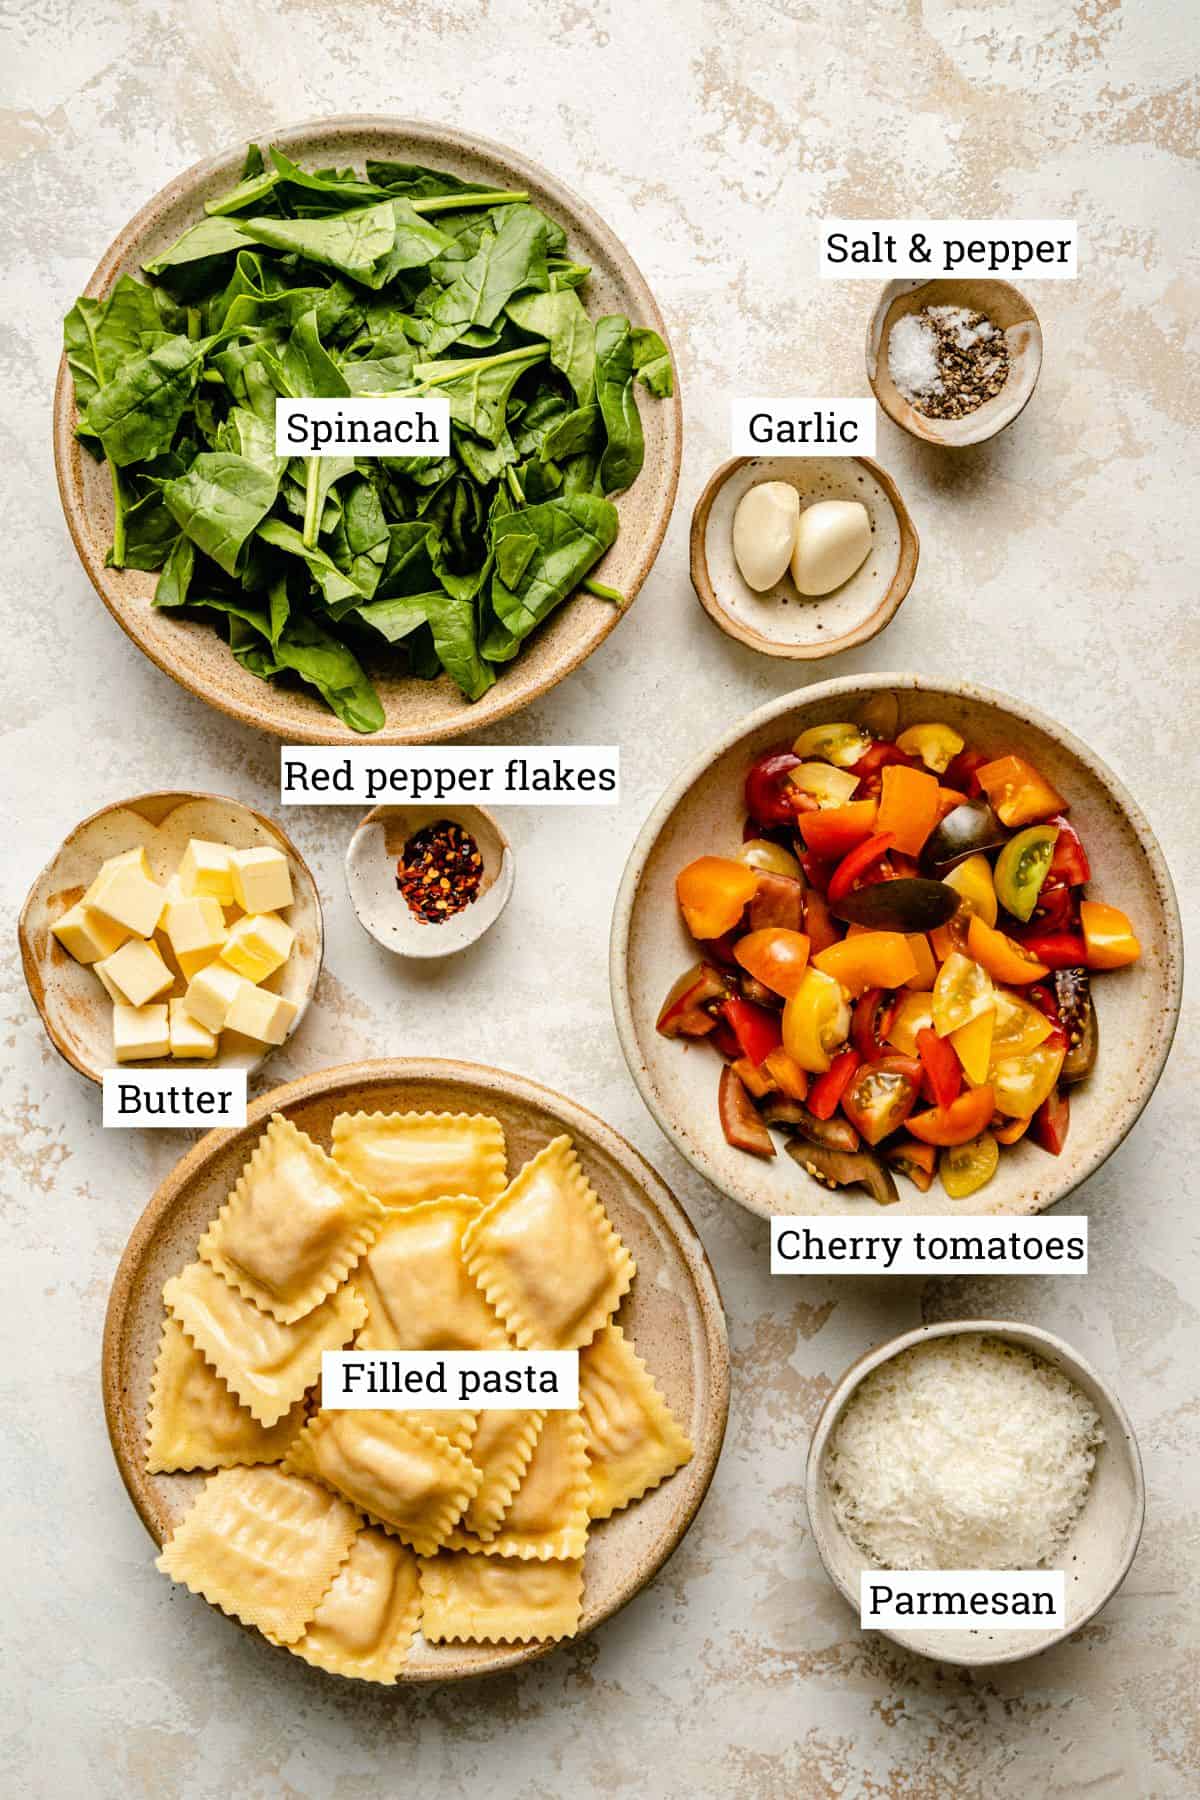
[{"x1": 3, "y1": 0, "x2": 1198, "y2": 1794}]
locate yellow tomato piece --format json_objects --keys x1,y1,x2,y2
[
  {"x1": 950, "y1": 1008, "x2": 994, "y2": 1084},
  {"x1": 943, "y1": 854, "x2": 998, "y2": 927},
  {"x1": 896, "y1": 722, "x2": 965, "y2": 774},
  {"x1": 976, "y1": 754, "x2": 1065, "y2": 827},
  {"x1": 940, "y1": 1132, "x2": 999, "y2": 1199},
  {"x1": 739, "y1": 838, "x2": 802, "y2": 879},
  {"x1": 904, "y1": 933, "x2": 937, "y2": 989},
  {"x1": 1080, "y1": 900, "x2": 1141, "y2": 970},
  {"x1": 789, "y1": 763, "x2": 860, "y2": 807},
  {"x1": 791, "y1": 723, "x2": 870, "y2": 768},
  {"x1": 932, "y1": 951, "x2": 994, "y2": 1037},
  {"x1": 877, "y1": 764, "x2": 940, "y2": 857},
  {"x1": 782, "y1": 968, "x2": 851, "y2": 1074},
  {"x1": 991, "y1": 988, "x2": 1054, "y2": 1058},
  {"x1": 812, "y1": 931, "x2": 919, "y2": 998},
  {"x1": 888, "y1": 990, "x2": 935, "y2": 1056},
  {"x1": 966, "y1": 914, "x2": 1049, "y2": 984},
  {"x1": 989, "y1": 1044, "x2": 1066, "y2": 1118},
  {"x1": 675, "y1": 856, "x2": 758, "y2": 940}
]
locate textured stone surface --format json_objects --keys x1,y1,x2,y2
[{"x1": 2, "y1": 1, "x2": 1198, "y2": 1793}]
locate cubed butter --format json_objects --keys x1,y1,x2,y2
[
  {"x1": 50, "y1": 901, "x2": 129, "y2": 965},
  {"x1": 225, "y1": 982, "x2": 298, "y2": 1046},
  {"x1": 220, "y1": 911, "x2": 294, "y2": 983},
  {"x1": 164, "y1": 895, "x2": 226, "y2": 959},
  {"x1": 182, "y1": 961, "x2": 248, "y2": 1033},
  {"x1": 112, "y1": 1001, "x2": 170, "y2": 1063},
  {"x1": 94, "y1": 959, "x2": 125, "y2": 1002},
  {"x1": 95, "y1": 937, "x2": 174, "y2": 1008},
  {"x1": 88, "y1": 857, "x2": 166, "y2": 938},
  {"x1": 168, "y1": 998, "x2": 218, "y2": 1061},
  {"x1": 229, "y1": 846, "x2": 293, "y2": 914},
  {"x1": 177, "y1": 944, "x2": 225, "y2": 982},
  {"x1": 179, "y1": 839, "x2": 235, "y2": 905}
]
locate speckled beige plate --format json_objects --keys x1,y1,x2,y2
[
  {"x1": 102, "y1": 1059, "x2": 729, "y2": 1681},
  {"x1": 867, "y1": 278, "x2": 1042, "y2": 448},
  {"x1": 611, "y1": 674, "x2": 1183, "y2": 1220},
  {"x1": 690, "y1": 455, "x2": 918, "y2": 658},
  {"x1": 19, "y1": 791, "x2": 322, "y2": 1084},
  {"x1": 345, "y1": 803, "x2": 514, "y2": 958},
  {"x1": 53, "y1": 116, "x2": 682, "y2": 744},
  {"x1": 806, "y1": 1320, "x2": 1144, "y2": 1665}
]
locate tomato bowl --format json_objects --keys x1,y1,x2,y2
[{"x1": 610, "y1": 675, "x2": 1182, "y2": 1220}]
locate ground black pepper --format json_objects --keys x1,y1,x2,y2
[{"x1": 396, "y1": 820, "x2": 484, "y2": 923}]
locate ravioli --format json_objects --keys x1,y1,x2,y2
[
  {"x1": 331, "y1": 1110, "x2": 506, "y2": 1210},
  {"x1": 285, "y1": 1528, "x2": 422, "y2": 1683},
  {"x1": 164, "y1": 1258, "x2": 365, "y2": 1427},
  {"x1": 450, "y1": 1409, "x2": 589, "y2": 1560},
  {"x1": 198, "y1": 1114, "x2": 384, "y2": 1323},
  {"x1": 146, "y1": 1315, "x2": 305, "y2": 1472},
  {"x1": 461, "y1": 1136, "x2": 635, "y2": 1350},
  {"x1": 419, "y1": 1552, "x2": 584, "y2": 1643},
  {"x1": 578, "y1": 1324, "x2": 693, "y2": 1518},
  {"x1": 354, "y1": 1196, "x2": 508, "y2": 1352},
  {"x1": 461, "y1": 1410, "x2": 546, "y2": 1540},
  {"x1": 285, "y1": 1409, "x2": 481, "y2": 1555},
  {"x1": 156, "y1": 1466, "x2": 360, "y2": 1644}
]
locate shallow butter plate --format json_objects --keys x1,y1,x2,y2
[{"x1": 102, "y1": 1058, "x2": 729, "y2": 1681}]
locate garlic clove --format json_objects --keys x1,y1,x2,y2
[
  {"x1": 732, "y1": 481, "x2": 801, "y2": 591},
  {"x1": 790, "y1": 500, "x2": 872, "y2": 596}
]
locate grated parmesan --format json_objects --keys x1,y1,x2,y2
[{"x1": 825, "y1": 1334, "x2": 1103, "y2": 1571}]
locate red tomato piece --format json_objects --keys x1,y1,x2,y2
[
  {"x1": 806, "y1": 1048, "x2": 861, "y2": 1120},
  {"x1": 1015, "y1": 929, "x2": 1089, "y2": 969},
  {"x1": 916, "y1": 1026, "x2": 963, "y2": 1110},
  {"x1": 826, "y1": 832, "x2": 897, "y2": 905},
  {"x1": 719, "y1": 997, "x2": 783, "y2": 1068},
  {"x1": 1047, "y1": 817, "x2": 1091, "y2": 886},
  {"x1": 744, "y1": 751, "x2": 804, "y2": 828},
  {"x1": 1030, "y1": 1086, "x2": 1070, "y2": 1155}
]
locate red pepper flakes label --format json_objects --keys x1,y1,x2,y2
[{"x1": 397, "y1": 820, "x2": 484, "y2": 923}]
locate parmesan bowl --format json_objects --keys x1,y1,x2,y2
[{"x1": 806, "y1": 1320, "x2": 1144, "y2": 1666}]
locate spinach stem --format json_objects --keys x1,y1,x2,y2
[
  {"x1": 109, "y1": 463, "x2": 127, "y2": 569},
  {"x1": 411, "y1": 189, "x2": 529, "y2": 216},
  {"x1": 302, "y1": 460, "x2": 322, "y2": 548},
  {"x1": 186, "y1": 306, "x2": 201, "y2": 340},
  {"x1": 204, "y1": 171, "x2": 279, "y2": 217},
  {"x1": 416, "y1": 344, "x2": 546, "y2": 387},
  {"x1": 583, "y1": 576, "x2": 625, "y2": 604}
]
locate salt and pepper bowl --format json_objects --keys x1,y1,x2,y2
[
  {"x1": 867, "y1": 278, "x2": 1043, "y2": 448},
  {"x1": 344, "y1": 803, "x2": 514, "y2": 960}
]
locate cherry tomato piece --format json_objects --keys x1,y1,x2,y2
[
  {"x1": 842, "y1": 1056, "x2": 922, "y2": 1147},
  {"x1": 906, "y1": 1084, "x2": 997, "y2": 1146},
  {"x1": 916, "y1": 1026, "x2": 962, "y2": 1109},
  {"x1": 734, "y1": 928, "x2": 811, "y2": 1000},
  {"x1": 745, "y1": 751, "x2": 804, "y2": 828},
  {"x1": 806, "y1": 1047, "x2": 861, "y2": 1119}
]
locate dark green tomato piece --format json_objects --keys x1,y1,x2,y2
[
  {"x1": 923, "y1": 800, "x2": 1008, "y2": 873},
  {"x1": 1053, "y1": 966, "x2": 1098, "y2": 1083},
  {"x1": 785, "y1": 1139, "x2": 898, "y2": 1206},
  {"x1": 994, "y1": 824, "x2": 1059, "y2": 922},
  {"x1": 764, "y1": 1101, "x2": 860, "y2": 1152},
  {"x1": 831, "y1": 878, "x2": 960, "y2": 932}
]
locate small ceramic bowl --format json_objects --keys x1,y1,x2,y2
[
  {"x1": 19, "y1": 792, "x2": 322, "y2": 1084},
  {"x1": 690, "y1": 455, "x2": 918, "y2": 659},
  {"x1": 345, "y1": 803, "x2": 514, "y2": 959},
  {"x1": 806, "y1": 1319, "x2": 1145, "y2": 1666},
  {"x1": 867, "y1": 278, "x2": 1043, "y2": 448},
  {"x1": 611, "y1": 674, "x2": 1182, "y2": 1221}
]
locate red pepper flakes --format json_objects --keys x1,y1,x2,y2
[{"x1": 396, "y1": 820, "x2": 483, "y2": 923}]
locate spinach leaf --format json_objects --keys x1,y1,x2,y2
[
  {"x1": 426, "y1": 204, "x2": 551, "y2": 345},
  {"x1": 631, "y1": 325, "x2": 674, "y2": 397},
  {"x1": 256, "y1": 516, "x2": 371, "y2": 609},
  {"x1": 163, "y1": 453, "x2": 279, "y2": 575},
  {"x1": 233, "y1": 200, "x2": 447, "y2": 288},
  {"x1": 83, "y1": 335, "x2": 208, "y2": 467},
  {"x1": 154, "y1": 532, "x2": 195, "y2": 607},
  {"x1": 415, "y1": 344, "x2": 546, "y2": 442},
  {"x1": 507, "y1": 288, "x2": 595, "y2": 404},
  {"x1": 266, "y1": 615, "x2": 385, "y2": 733},
  {"x1": 143, "y1": 215, "x2": 248, "y2": 277},
  {"x1": 593, "y1": 314, "x2": 644, "y2": 494},
  {"x1": 490, "y1": 493, "x2": 618, "y2": 641}
]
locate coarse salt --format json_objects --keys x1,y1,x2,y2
[{"x1": 887, "y1": 312, "x2": 943, "y2": 401}]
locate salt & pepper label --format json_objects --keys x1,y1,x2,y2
[{"x1": 819, "y1": 220, "x2": 1078, "y2": 278}]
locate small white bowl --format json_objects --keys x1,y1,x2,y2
[
  {"x1": 345, "y1": 803, "x2": 514, "y2": 959},
  {"x1": 806, "y1": 1320, "x2": 1144, "y2": 1666}
]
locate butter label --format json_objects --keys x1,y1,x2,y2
[
  {"x1": 275, "y1": 396, "x2": 449, "y2": 456},
  {"x1": 861, "y1": 1570, "x2": 1066, "y2": 1630},
  {"x1": 102, "y1": 1068, "x2": 247, "y2": 1128},
  {"x1": 322, "y1": 1350, "x2": 579, "y2": 1410}
]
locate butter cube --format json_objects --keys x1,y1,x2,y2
[
  {"x1": 177, "y1": 944, "x2": 225, "y2": 982},
  {"x1": 183, "y1": 961, "x2": 247, "y2": 1033},
  {"x1": 230, "y1": 846, "x2": 293, "y2": 914},
  {"x1": 89, "y1": 856, "x2": 166, "y2": 938},
  {"x1": 51, "y1": 901, "x2": 129, "y2": 965},
  {"x1": 179, "y1": 839, "x2": 235, "y2": 905},
  {"x1": 94, "y1": 958, "x2": 125, "y2": 1002},
  {"x1": 112, "y1": 1001, "x2": 170, "y2": 1062},
  {"x1": 225, "y1": 982, "x2": 298, "y2": 1046},
  {"x1": 164, "y1": 895, "x2": 227, "y2": 960},
  {"x1": 169, "y1": 998, "x2": 218, "y2": 1060},
  {"x1": 220, "y1": 912, "x2": 294, "y2": 983},
  {"x1": 95, "y1": 937, "x2": 174, "y2": 1007}
]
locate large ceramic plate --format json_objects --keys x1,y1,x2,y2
[
  {"x1": 102, "y1": 1060, "x2": 728, "y2": 1681},
  {"x1": 611, "y1": 675, "x2": 1183, "y2": 1221},
  {"x1": 54, "y1": 117, "x2": 681, "y2": 744}
]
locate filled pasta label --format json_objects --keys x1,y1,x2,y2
[{"x1": 322, "y1": 1350, "x2": 579, "y2": 1409}]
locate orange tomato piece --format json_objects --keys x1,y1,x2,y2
[
  {"x1": 762, "y1": 1046, "x2": 810, "y2": 1102},
  {"x1": 876, "y1": 764, "x2": 940, "y2": 857},
  {"x1": 849, "y1": 925, "x2": 936, "y2": 989},
  {"x1": 975, "y1": 754, "x2": 1065, "y2": 827},
  {"x1": 935, "y1": 786, "x2": 968, "y2": 821},
  {"x1": 734, "y1": 928, "x2": 811, "y2": 998},
  {"x1": 966, "y1": 914, "x2": 1050, "y2": 984},
  {"x1": 812, "y1": 931, "x2": 919, "y2": 997},
  {"x1": 795, "y1": 799, "x2": 879, "y2": 860},
  {"x1": 676, "y1": 856, "x2": 758, "y2": 940},
  {"x1": 1080, "y1": 900, "x2": 1141, "y2": 970},
  {"x1": 906, "y1": 1084, "x2": 996, "y2": 1146}
]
